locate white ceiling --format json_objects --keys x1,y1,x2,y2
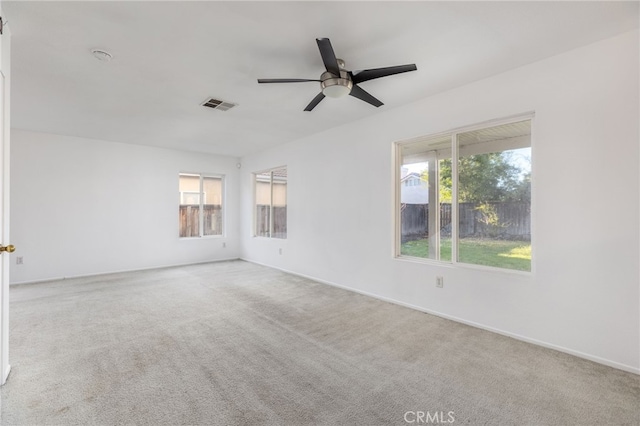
[{"x1": 4, "y1": 1, "x2": 638, "y2": 158}]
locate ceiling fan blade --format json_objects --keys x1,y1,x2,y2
[
  {"x1": 258, "y1": 78, "x2": 321, "y2": 83},
  {"x1": 304, "y1": 92, "x2": 325, "y2": 111},
  {"x1": 351, "y1": 64, "x2": 417, "y2": 84},
  {"x1": 316, "y1": 38, "x2": 341, "y2": 77},
  {"x1": 349, "y1": 84, "x2": 383, "y2": 108}
]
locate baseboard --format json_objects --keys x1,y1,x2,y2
[
  {"x1": 10, "y1": 257, "x2": 241, "y2": 286},
  {"x1": 242, "y1": 258, "x2": 640, "y2": 376}
]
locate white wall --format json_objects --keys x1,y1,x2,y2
[
  {"x1": 10, "y1": 130, "x2": 240, "y2": 283},
  {"x1": 240, "y1": 30, "x2": 640, "y2": 373}
]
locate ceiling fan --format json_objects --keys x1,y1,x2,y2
[{"x1": 257, "y1": 38, "x2": 417, "y2": 111}]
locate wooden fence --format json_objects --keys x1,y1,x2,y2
[
  {"x1": 256, "y1": 205, "x2": 287, "y2": 238},
  {"x1": 179, "y1": 205, "x2": 222, "y2": 237},
  {"x1": 401, "y1": 202, "x2": 530, "y2": 242}
]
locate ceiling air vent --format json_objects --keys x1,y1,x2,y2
[{"x1": 202, "y1": 97, "x2": 237, "y2": 112}]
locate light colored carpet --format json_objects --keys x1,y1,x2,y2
[{"x1": 1, "y1": 260, "x2": 638, "y2": 425}]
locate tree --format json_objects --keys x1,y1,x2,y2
[{"x1": 438, "y1": 152, "x2": 529, "y2": 203}]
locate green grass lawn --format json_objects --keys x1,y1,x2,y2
[{"x1": 401, "y1": 238, "x2": 531, "y2": 271}]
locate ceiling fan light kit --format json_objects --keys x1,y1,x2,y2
[
  {"x1": 320, "y1": 70, "x2": 352, "y2": 98},
  {"x1": 258, "y1": 38, "x2": 417, "y2": 111}
]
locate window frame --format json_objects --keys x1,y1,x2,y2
[
  {"x1": 253, "y1": 166, "x2": 287, "y2": 239},
  {"x1": 178, "y1": 172, "x2": 225, "y2": 239},
  {"x1": 393, "y1": 113, "x2": 534, "y2": 274}
]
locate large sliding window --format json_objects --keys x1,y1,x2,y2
[
  {"x1": 254, "y1": 166, "x2": 287, "y2": 239},
  {"x1": 397, "y1": 118, "x2": 532, "y2": 272},
  {"x1": 179, "y1": 173, "x2": 224, "y2": 238}
]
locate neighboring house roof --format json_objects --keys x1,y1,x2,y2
[{"x1": 400, "y1": 172, "x2": 421, "y2": 183}]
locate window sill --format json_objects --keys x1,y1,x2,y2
[
  {"x1": 179, "y1": 235, "x2": 224, "y2": 240},
  {"x1": 394, "y1": 254, "x2": 532, "y2": 276}
]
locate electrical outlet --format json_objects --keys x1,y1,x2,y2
[
  {"x1": 16, "y1": 256, "x2": 23, "y2": 265},
  {"x1": 436, "y1": 276, "x2": 444, "y2": 288},
  {"x1": 222, "y1": 242, "x2": 226, "y2": 248},
  {"x1": 279, "y1": 248, "x2": 283, "y2": 255}
]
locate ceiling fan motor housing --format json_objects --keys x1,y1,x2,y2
[{"x1": 320, "y1": 70, "x2": 353, "y2": 98}]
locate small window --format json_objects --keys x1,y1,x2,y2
[
  {"x1": 399, "y1": 134, "x2": 451, "y2": 262},
  {"x1": 397, "y1": 118, "x2": 531, "y2": 272},
  {"x1": 179, "y1": 173, "x2": 223, "y2": 238},
  {"x1": 254, "y1": 166, "x2": 287, "y2": 239}
]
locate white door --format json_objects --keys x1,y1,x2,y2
[
  {"x1": 0, "y1": 73, "x2": 9, "y2": 385},
  {"x1": 0, "y1": 11, "x2": 11, "y2": 385}
]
